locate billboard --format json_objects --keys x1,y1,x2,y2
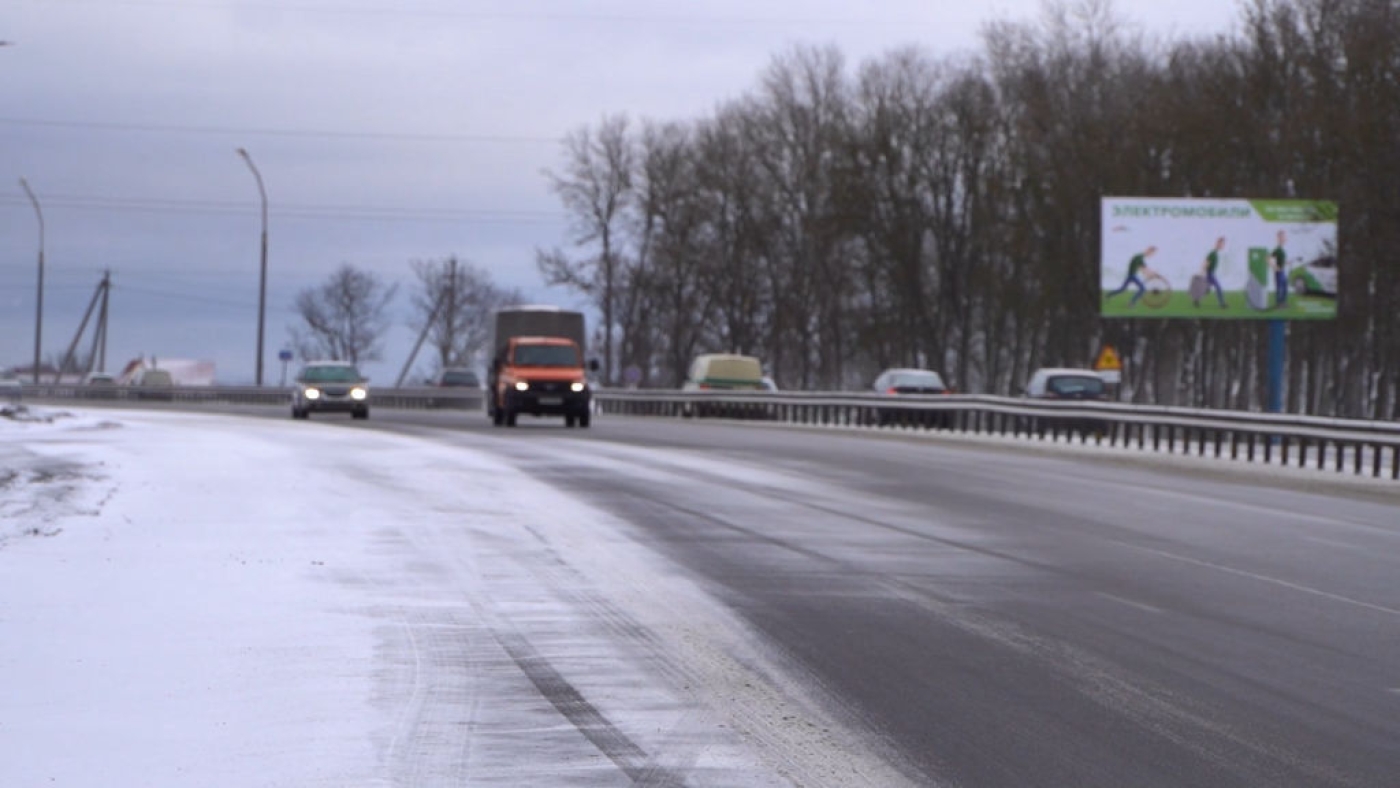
[{"x1": 1101, "y1": 198, "x2": 1338, "y2": 319}]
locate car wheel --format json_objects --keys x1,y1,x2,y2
[
  {"x1": 491, "y1": 405, "x2": 504, "y2": 426},
  {"x1": 565, "y1": 415, "x2": 577, "y2": 428},
  {"x1": 291, "y1": 406, "x2": 306, "y2": 420},
  {"x1": 505, "y1": 409, "x2": 517, "y2": 427},
  {"x1": 579, "y1": 412, "x2": 591, "y2": 429},
  {"x1": 353, "y1": 408, "x2": 369, "y2": 420}
]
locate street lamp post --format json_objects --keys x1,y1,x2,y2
[
  {"x1": 19, "y1": 178, "x2": 44, "y2": 384},
  {"x1": 236, "y1": 148, "x2": 269, "y2": 387}
]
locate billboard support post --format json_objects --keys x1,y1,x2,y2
[{"x1": 1267, "y1": 320, "x2": 1286, "y2": 414}]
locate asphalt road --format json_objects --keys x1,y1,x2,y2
[{"x1": 68, "y1": 402, "x2": 1400, "y2": 785}]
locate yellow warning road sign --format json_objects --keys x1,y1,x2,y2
[{"x1": 1094, "y1": 345, "x2": 1122, "y2": 372}]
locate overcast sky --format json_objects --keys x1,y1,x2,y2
[{"x1": 1, "y1": 0, "x2": 1242, "y2": 385}]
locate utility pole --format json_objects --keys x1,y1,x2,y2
[
  {"x1": 237, "y1": 148, "x2": 269, "y2": 386},
  {"x1": 19, "y1": 178, "x2": 44, "y2": 384}
]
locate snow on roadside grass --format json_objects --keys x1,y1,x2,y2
[
  {"x1": 0, "y1": 407, "x2": 917, "y2": 788},
  {"x1": 0, "y1": 404, "x2": 124, "y2": 543}
]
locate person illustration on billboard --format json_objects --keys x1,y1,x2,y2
[
  {"x1": 1193, "y1": 236, "x2": 1228, "y2": 308},
  {"x1": 1106, "y1": 246, "x2": 1158, "y2": 307},
  {"x1": 1270, "y1": 230, "x2": 1289, "y2": 309}
]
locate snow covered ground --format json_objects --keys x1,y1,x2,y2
[{"x1": 0, "y1": 404, "x2": 913, "y2": 787}]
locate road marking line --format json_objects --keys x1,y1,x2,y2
[
  {"x1": 1096, "y1": 591, "x2": 1164, "y2": 614},
  {"x1": 1121, "y1": 543, "x2": 1400, "y2": 620},
  {"x1": 1299, "y1": 535, "x2": 1365, "y2": 551}
]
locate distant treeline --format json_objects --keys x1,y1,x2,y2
[{"x1": 539, "y1": 0, "x2": 1400, "y2": 418}]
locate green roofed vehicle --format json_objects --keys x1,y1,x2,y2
[{"x1": 681, "y1": 353, "x2": 765, "y2": 418}]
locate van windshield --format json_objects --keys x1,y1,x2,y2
[{"x1": 514, "y1": 344, "x2": 578, "y2": 367}]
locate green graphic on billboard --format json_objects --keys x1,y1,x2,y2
[{"x1": 1101, "y1": 198, "x2": 1338, "y2": 320}]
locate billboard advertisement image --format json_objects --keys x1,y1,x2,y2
[{"x1": 1101, "y1": 198, "x2": 1338, "y2": 319}]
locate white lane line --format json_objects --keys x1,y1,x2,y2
[
  {"x1": 1299, "y1": 535, "x2": 1366, "y2": 552},
  {"x1": 1096, "y1": 591, "x2": 1164, "y2": 615},
  {"x1": 1121, "y1": 543, "x2": 1400, "y2": 620}
]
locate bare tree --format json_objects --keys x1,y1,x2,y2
[
  {"x1": 407, "y1": 256, "x2": 521, "y2": 375},
  {"x1": 289, "y1": 264, "x2": 397, "y2": 365},
  {"x1": 536, "y1": 114, "x2": 634, "y2": 386}
]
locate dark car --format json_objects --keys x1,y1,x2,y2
[
  {"x1": 431, "y1": 367, "x2": 480, "y2": 388},
  {"x1": 1022, "y1": 367, "x2": 1108, "y2": 436},
  {"x1": 871, "y1": 368, "x2": 951, "y2": 427},
  {"x1": 428, "y1": 367, "x2": 482, "y2": 410},
  {"x1": 292, "y1": 361, "x2": 369, "y2": 420},
  {"x1": 1024, "y1": 368, "x2": 1106, "y2": 400}
]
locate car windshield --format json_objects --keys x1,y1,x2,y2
[
  {"x1": 1047, "y1": 375, "x2": 1105, "y2": 396},
  {"x1": 513, "y1": 344, "x2": 578, "y2": 367},
  {"x1": 441, "y1": 371, "x2": 478, "y2": 385},
  {"x1": 300, "y1": 365, "x2": 361, "y2": 383},
  {"x1": 892, "y1": 372, "x2": 944, "y2": 389}
]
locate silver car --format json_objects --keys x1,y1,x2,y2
[{"x1": 291, "y1": 361, "x2": 369, "y2": 420}]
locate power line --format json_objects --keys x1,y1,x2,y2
[
  {"x1": 0, "y1": 116, "x2": 562, "y2": 145},
  {"x1": 0, "y1": 193, "x2": 565, "y2": 224},
  {"x1": 19, "y1": 0, "x2": 905, "y2": 27}
]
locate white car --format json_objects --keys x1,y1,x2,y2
[{"x1": 1290, "y1": 256, "x2": 1338, "y2": 298}]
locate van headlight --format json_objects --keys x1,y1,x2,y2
[
  {"x1": 303, "y1": 388, "x2": 321, "y2": 400},
  {"x1": 350, "y1": 387, "x2": 367, "y2": 401},
  {"x1": 570, "y1": 381, "x2": 586, "y2": 392},
  {"x1": 514, "y1": 381, "x2": 529, "y2": 391}
]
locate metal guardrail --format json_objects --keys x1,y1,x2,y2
[
  {"x1": 593, "y1": 389, "x2": 1400, "y2": 480},
  {"x1": 9, "y1": 383, "x2": 485, "y2": 411},
  {"x1": 12, "y1": 382, "x2": 1400, "y2": 480}
]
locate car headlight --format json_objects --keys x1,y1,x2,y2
[
  {"x1": 570, "y1": 381, "x2": 586, "y2": 392},
  {"x1": 350, "y1": 387, "x2": 367, "y2": 401},
  {"x1": 303, "y1": 388, "x2": 321, "y2": 400},
  {"x1": 514, "y1": 381, "x2": 529, "y2": 392}
]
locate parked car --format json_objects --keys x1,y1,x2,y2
[
  {"x1": 1022, "y1": 367, "x2": 1107, "y2": 436},
  {"x1": 291, "y1": 361, "x2": 369, "y2": 420},
  {"x1": 871, "y1": 368, "x2": 951, "y2": 427},
  {"x1": 431, "y1": 367, "x2": 480, "y2": 388},
  {"x1": 133, "y1": 368, "x2": 174, "y2": 400},
  {"x1": 82, "y1": 371, "x2": 118, "y2": 399},
  {"x1": 1290, "y1": 255, "x2": 1337, "y2": 298},
  {"x1": 681, "y1": 353, "x2": 766, "y2": 418}
]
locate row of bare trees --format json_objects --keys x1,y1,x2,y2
[
  {"x1": 539, "y1": 0, "x2": 1400, "y2": 418},
  {"x1": 287, "y1": 257, "x2": 519, "y2": 379}
]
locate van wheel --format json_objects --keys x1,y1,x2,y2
[
  {"x1": 505, "y1": 409, "x2": 517, "y2": 427},
  {"x1": 565, "y1": 415, "x2": 577, "y2": 428},
  {"x1": 579, "y1": 412, "x2": 591, "y2": 429},
  {"x1": 292, "y1": 407, "x2": 307, "y2": 420},
  {"x1": 492, "y1": 406, "x2": 504, "y2": 426}
]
